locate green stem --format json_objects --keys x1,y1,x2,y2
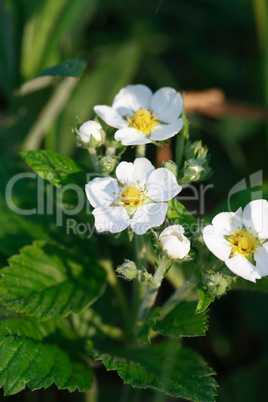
[
  {"x1": 100, "y1": 260, "x2": 132, "y2": 338},
  {"x1": 137, "y1": 254, "x2": 169, "y2": 322},
  {"x1": 136, "y1": 144, "x2": 146, "y2": 158},
  {"x1": 85, "y1": 378, "x2": 98, "y2": 402},
  {"x1": 133, "y1": 235, "x2": 147, "y2": 322},
  {"x1": 106, "y1": 146, "x2": 116, "y2": 156},
  {"x1": 88, "y1": 147, "x2": 100, "y2": 172}
]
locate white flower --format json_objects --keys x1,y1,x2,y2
[
  {"x1": 94, "y1": 84, "x2": 183, "y2": 146},
  {"x1": 159, "y1": 225, "x2": 190, "y2": 260},
  {"x1": 203, "y1": 199, "x2": 268, "y2": 282},
  {"x1": 78, "y1": 120, "x2": 104, "y2": 144},
  {"x1": 85, "y1": 157, "x2": 182, "y2": 235}
]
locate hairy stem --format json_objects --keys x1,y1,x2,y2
[
  {"x1": 133, "y1": 234, "x2": 147, "y2": 323},
  {"x1": 137, "y1": 254, "x2": 169, "y2": 322},
  {"x1": 88, "y1": 147, "x2": 100, "y2": 172}
]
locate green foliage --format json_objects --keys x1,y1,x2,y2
[
  {"x1": 37, "y1": 58, "x2": 87, "y2": 78},
  {"x1": 196, "y1": 286, "x2": 214, "y2": 314},
  {"x1": 154, "y1": 301, "x2": 209, "y2": 337},
  {"x1": 137, "y1": 308, "x2": 161, "y2": 345},
  {"x1": 21, "y1": 150, "x2": 89, "y2": 187},
  {"x1": 88, "y1": 340, "x2": 217, "y2": 401},
  {"x1": 0, "y1": 241, "x2": 106, "y2": 320},
  {"x1": 167, "y1": 198, "x2": 196, "y2": 236},
  {"x1": 0, "y1": 309, "x2": 93, "y2": 396}
]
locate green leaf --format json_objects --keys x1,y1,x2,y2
[
  {"x1": 0, "y1": 307, "x2": 56, "y2": 341},
  {"x1": 196, "y1": 286, "x2": 214, "y2": 314},
  {"x1": 0, "y1": 241, "x2": 106, "y2": 321},
  {"x1": 0, "y1": 309, "x2": 93, "y2": 396},
  {"x1": 154, "y1": 301, "x2": 209, "y2": 338},
  {"x1": 36, "y1": 58, "x2": 86, "y2": 78},
  {"x1": 137, "y1": 308, "x2": 161, "y2": 345},
  {"x1": 88, "y1": 340, "x2": 217, "y2": 402},
  {"x1": 21, "y1": 150, "x2": 89, "y2": 187},
  {"x1": 167, "y1": 199, "x2": 196, "y2": 235}
]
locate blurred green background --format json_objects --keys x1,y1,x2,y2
[{"x1": 0, "y1": 0, "x2": 268, "y2": 400}]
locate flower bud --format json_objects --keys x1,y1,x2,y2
[
  {"x1": 99, "y1": 156, "x2": 118, "y2": 174},
  {"x1": 203, "y1": 271, "x2": 234, "y2": 297},
  {"x1": 162, "y1": 160, "x2": 178, "y2": 178},
  {"x1": 182, "y1": 140, "x2": 212, "y2": 183},
  {"x1": 76, "y1": 120, "x2": 105, "y2": 148},
  {"x1": 159, "y1": 225, "x2": 190, "y2": 260},
  {"x1": 116, "y1": 259, "x2": 137, "y2": 281}
]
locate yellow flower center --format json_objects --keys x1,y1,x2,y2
[
  {"x1": 121, "y1": 185, "x2": 141, "y2": 207},
  {"x1": 227, "y1": 227, "x2": 259, "y2": 261},
  {"x1": 111, "y1": 181, "x2": 150, "y2": 217},
  {"x1": 127, "y1": 108, "x2": 159, "y2": 135}
]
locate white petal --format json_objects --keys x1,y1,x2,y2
[
  {"x1": 225, "y1": 254, "x2": 262, "y2": 282},
  {"x1": 130, "y1": 203, "x2": 168, "y2": 235},
  {"x1": 151, "y1": 87, "x2": 183, "y2": 123},
  {"x1": 93, "y1": 206, "x2": 130, "y2": 233},
  {"x1": 93, "y1": 105, "x2": 127, "y2": 129},
  {"x1": 150, "y1": 119, "x2": 183, "y2": 141},
  {"x1": 85, "y1": 177, "x2": 120, "y2": 208},
  {"x1": 116, "y1": 158, "x2": 155, "y2": 186},
  {"x1": 254, "y1": 242, "x2": 268, "y2": 277},
  {"x1": 146, "y1": 168, "x2": 181, "y2": 202},
  {"x1": 243, "y1": 199, "x2": 268, "y2": 238},
  {"x1": 114, "y1": 127, "x2": 151, "y2": 146},
  {"x1": 112, "y1": 84, "x2": 153, "y2": 115},
  {"x1": 78, "y1": 120, "x2": 102, "y2": 143},
  {"x1": 203, "y1": 224, "x2": 232, "y2": 261},
  {"x1": 211, "y1": 208, "x2": 243, "y2": 236}
]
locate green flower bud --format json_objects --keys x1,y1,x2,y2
[
  {"x1": 116, "y1": 260, "x2": 137, "y2": 281},
  {"x1": 99, "y1": 156, "x2": 118, "y2": 174},
  {"x1": 203, "y1": 271, "x2": 234, "y2": 297},
  {"x1": 162, "y1": 160, "x2": 178, "y2": 177},
  {"x1": 181, "y1": 140, "x2": 212, "y2": 183}
]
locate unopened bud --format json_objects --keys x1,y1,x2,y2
[
  {"x1": 99, "y1": 156, "x2": 118, "y2": 174},
  {"x1": 116, "y1": 260, "x2": 137, "y2": 281},
  {"x1": 74, "y1": 120, "x2": 105, "y2": 148},
  {"x1": 203, "y1": 272, "x2": 234, "y2": 297},
  {"x1": 162, "y1": 160, "x2": 178, "y2": 178},
  {"x1": 159, "y1": 225, "x2": 190, "y2": 260}
]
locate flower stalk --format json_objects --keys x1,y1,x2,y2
[
  {"x1": 88, "y1": 147, "x2": 100, "y2": 172},
  {"x1": 137, "y1": 254, "x2": 170, "y2": 323}
]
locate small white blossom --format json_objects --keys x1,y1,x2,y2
[
  {"x1": 94, "y1": 84, "x2": 183, "y2": 146},
  {"x1": 159, "y1": 225, "x2": 190, "y2": 260},
  {"x1": 85, "y1": 157, "x2": 182, "y2": 235},
  {"x1": 203, "y1": 199, "x2": 268, "y2": 282},
  {"x1": 78, "y1": 120, "x2": 104, "y2": 144}
]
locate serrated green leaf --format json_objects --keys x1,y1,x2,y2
[
  {"x1": 137, "y1": 308, "x2": 161, "y2": 345},
  {"x1": 0, "y1": 310, "x2": 93, "y2": 396},
  {"x1": 196, "y1": 287, "x2": 214, "y2": 314},
  {"x1": 153, "y1": 301, "x2": 209, "y2": 338},
  {"x1": 88, "y1": 340, "x2": 217, "y2": 402},
  {"x1": 0, "y1": 307, "x2": 56, "y2": 341},
  {"x1": 21, "y1": 150, "x2": 89, "y2": 187},
  {"x1": 0, "y1": 241, "x2": 106, "y2": 321},
  {"x1": 36, "y1": 58, "x2": 86, "y2": 78}
]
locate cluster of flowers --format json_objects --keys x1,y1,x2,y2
[{"x1": 78, "y1": 84, "x2": 268, "y2": 283}]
